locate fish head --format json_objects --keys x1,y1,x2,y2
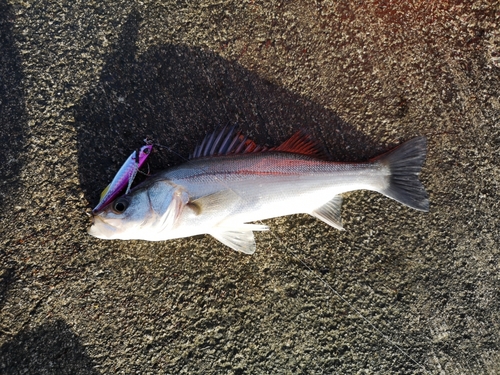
[{"x1": 88, "y1": 179, "x2": 189, "y2": 240}]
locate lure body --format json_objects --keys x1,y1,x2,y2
[{"x1": 93, "y1": 144, "x2": 153, "y2": 213}]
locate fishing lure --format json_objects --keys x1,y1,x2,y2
[{"x1": 92, "y1": 144, "x2": 153, "y2": 213}]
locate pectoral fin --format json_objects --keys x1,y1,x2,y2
[
  {"x1": 209, "y1": 224, "x2": 269, "y2": 254},
  {"x1": 190, "y1": 189, "x2": 243, "y2": 216},
  {"x1": 310, "y1": 195, "x2": 344, "y2": 230}
]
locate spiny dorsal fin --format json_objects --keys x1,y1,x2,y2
[
  {"x1": 271, "y1": 130, "x2": 329, "y2": 160},
  {"x1": 189, "y1": 126, "x2": 270, "y2": 159}
]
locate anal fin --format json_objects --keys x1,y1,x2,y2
[
  {"x1": 310, "y1": 195, "x2": 344, "y2": 230},
  {"x1": 209, "y1": 224, "x2": 269, "y2": 254}
]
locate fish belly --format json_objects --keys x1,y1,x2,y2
[{"x1": 219, "y1": 172, "x2": 386, "y2": 224}]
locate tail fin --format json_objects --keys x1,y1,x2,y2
[{"x1": 374, "y1": 137, "x2": 429, "y2": 211}]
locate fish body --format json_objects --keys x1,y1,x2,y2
[
  {"x1": 93, "y1": 144, "x2": 153, "y2": 213},
  {"x1": 88, "y1": 129, "x2": 428, "y2": 253}
]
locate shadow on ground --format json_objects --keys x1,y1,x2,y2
[
  {"x1": 73, "y1": 11, "x2": 377, "y2": 208},
  {"x1": 0, "y1": 2, "x2": 27, "y2": 358},
  {"x1": 0, "y1": 319, "x2": 99, "y2": 375},
  {"x1": 0, "y1": 0, "x2": 28, "y2": 210}
]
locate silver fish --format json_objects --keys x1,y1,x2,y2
[{"x1": 88, "y1": 129, "x2": 428, "y2": 254}]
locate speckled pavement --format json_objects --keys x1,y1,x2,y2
[{"x1": 1, "y1": 1, "x2": 499, "y2": 374}]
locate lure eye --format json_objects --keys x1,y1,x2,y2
[{"x1": 113, "y1": 198, "x2": 129, "y2": 214}]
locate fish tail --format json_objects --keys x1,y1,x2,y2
[{"x1": 374, "y1": 136, "x2": 429, "y2": 211}]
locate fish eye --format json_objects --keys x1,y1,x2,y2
[{"x1": 113, "y1": 198, "x2": 129, "y2": 214}]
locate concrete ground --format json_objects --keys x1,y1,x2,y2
[{"x1": 1, "y1": 0, "x2": 499, "y2": 374}]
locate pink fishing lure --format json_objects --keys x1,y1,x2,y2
[{"x1": 93, "y1": 144, "x2": 153, "y2": 213}]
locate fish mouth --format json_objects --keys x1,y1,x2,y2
[{"x1": 88, "y1": 215, "x2": 118, "y2": 239}]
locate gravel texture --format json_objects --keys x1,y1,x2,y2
[{"x1": 1, "y1": 1, "x2": 499, "y2": 374}]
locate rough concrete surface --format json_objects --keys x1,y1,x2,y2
[{"x1": 0, "y1": 0, "x2": 499, "y2": 374}]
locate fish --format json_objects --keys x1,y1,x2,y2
[
  {"x1": 88, "y1": 129, "x2": 429, "y2": 254},
  {"x1": 92, "y1": 144, "x2": 153, "y2": 213}
]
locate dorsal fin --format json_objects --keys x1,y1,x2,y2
[
  {"x1": 271, "y1": 130, "x2": 329, "y2": 159},
  {"x1": 190, "y1": 127, "x2": 269, "y2": 159},
  {"x1": 189, "y1": 128, "x2": 328, "y2": 160}
]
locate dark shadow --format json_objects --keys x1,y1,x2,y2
[
  {"x1": 0, "y1": 0, "x2": 28, "y2": 210},
  {"x1": 0, "y1": 266, "x2": 15, "y2": 309},
  {"x1": 0, "y1": 320, "x2": 100, "y2": 375},
  {"x1": 74, "y1": 11, "x2": 375, "y2": 208}
]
